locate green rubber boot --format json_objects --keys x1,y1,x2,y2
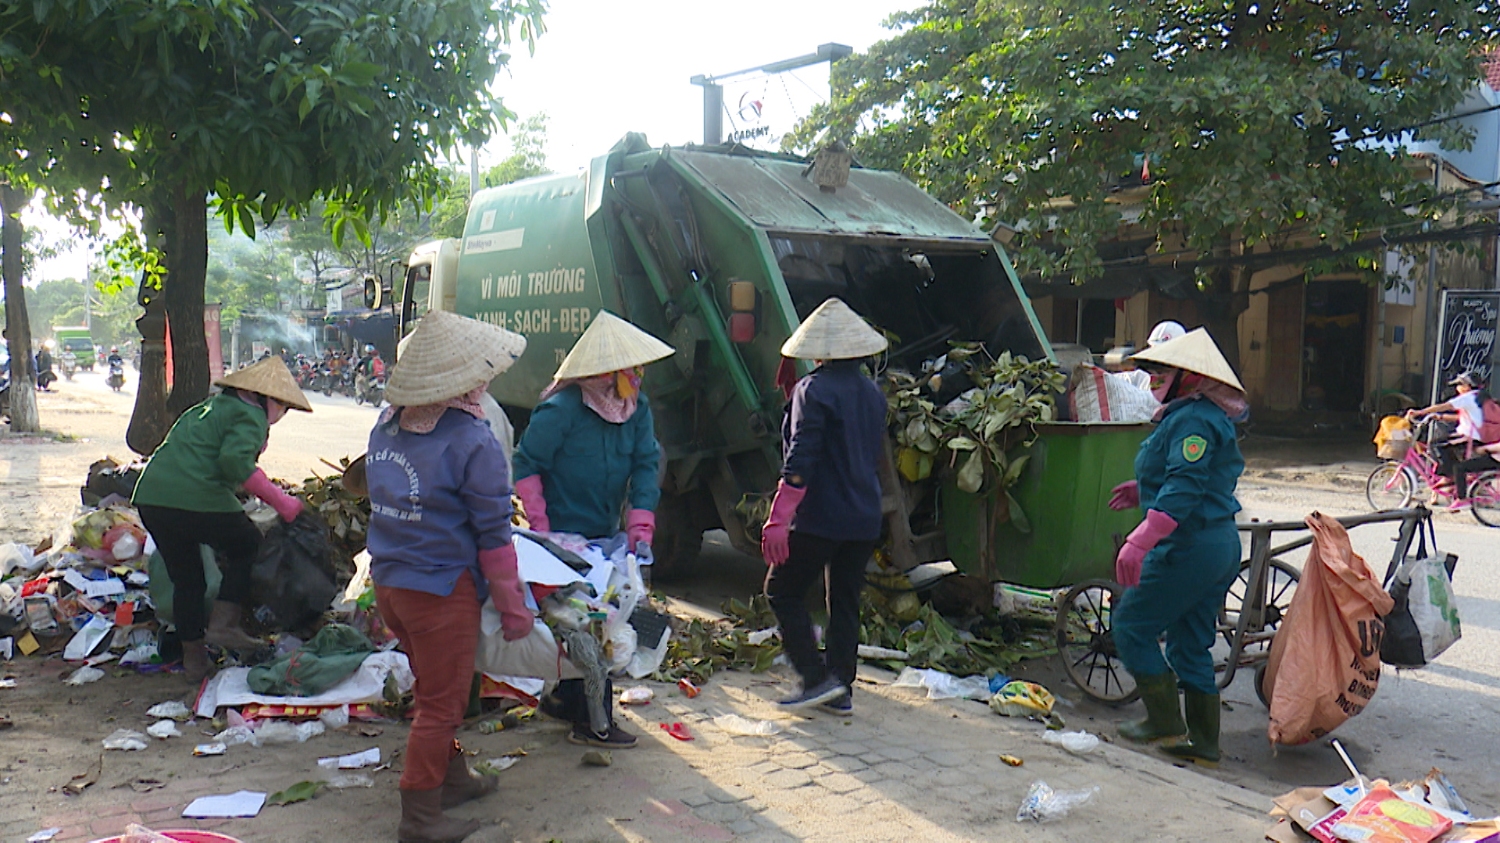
[
  {"x1": 1162, "y1": 690, "x2": 1220, "y2": 766},
  {"x1": 1118, "y1": 672, "x2": 1186, "y2": 744}
]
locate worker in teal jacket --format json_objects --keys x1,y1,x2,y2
[
  {"x1": 1107, "y1": 327, "x2": 1247, "y2": 766},
  {"x1": 512, "y1": 310, "x2": 674, "y2": 749}
]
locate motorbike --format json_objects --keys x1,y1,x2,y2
[
  {"x1": 106, "y1": 362, "x2": 126, "y2": 392},
  {"x1": 355, "y1": 372, "x2": 385, "y2": 407},
  {"x1": 61, "y1": 355, "x2": 77, "y2": 381}
]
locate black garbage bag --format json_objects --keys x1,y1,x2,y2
[
  {"x1": 81, "y1": 459, "x2": 142, "y2": 506},
  {"x1": 251, "y1": 510, "x2": 339, "y2": 632}
]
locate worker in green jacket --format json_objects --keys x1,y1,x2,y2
[
  {"x1": 133, "y1": 357, "x2": 313, "y2": 682},
  {"x1": 512, "y1": 310, "x2": 674, "y2": 748},
  {"x1": 1107, "y1": 328, "x2": 1248, "y2": 766}
]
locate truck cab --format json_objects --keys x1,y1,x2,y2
[{"x1": 399, "y1": 134, "x2": 1051, "y2": 576}]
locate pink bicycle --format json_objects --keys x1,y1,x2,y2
[{"x1": 1366, "y1": 419, "x2": 1500, "y2": 527}]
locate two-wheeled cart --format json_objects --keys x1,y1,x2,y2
[{"x1": 1054, "y1": 507, "x2": 1430, "y2": 706}]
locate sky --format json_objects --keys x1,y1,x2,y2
[{"x1": 28, "y1": 0, "x2": 917, "y2": 282}]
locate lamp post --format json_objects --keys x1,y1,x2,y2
[{"x1": 690, "y1": 43, "x2": 852, "y2": 146}]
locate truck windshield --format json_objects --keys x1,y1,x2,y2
[
  {"x1": 401, "y1": 264, "x2": 432, "y2": 333},
  {"x1": 770, "y1": 236, "x2": 1045, "y2": 367}
]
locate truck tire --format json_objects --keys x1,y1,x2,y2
[{"x1": 649, "y1": 491, "x2": 705, "y2": 582}]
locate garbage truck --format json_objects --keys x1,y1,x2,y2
[{"x1": 395, "y1": 134, "x2": 1053, "y2": 577}]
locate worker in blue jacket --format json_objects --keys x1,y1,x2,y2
[
  {"x1": 1107, "y1": 327, "x2": 1248, "y2": 766},
  {"x1": 761, "y1": 298, "x2": 889, "y2": 713}
]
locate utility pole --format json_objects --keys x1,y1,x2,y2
[{"x1": 691, "y1": 43, "x2": 853, "y2": 145}]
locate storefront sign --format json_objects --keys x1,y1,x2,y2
[{"x1": 1433, "y1": 290, "x2": 1500, "y2": 402}]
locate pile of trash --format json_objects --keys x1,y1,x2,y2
[{"x1": 1267, "y1": 766, "x2": 1497, "y2": 842}]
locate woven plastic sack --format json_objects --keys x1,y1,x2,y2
[
  {"x1": 1068, "y1": 364, "x2": 1159, "y2": 423},
  {"x1": 1264, "y1": 514, "x2": 1394, "y2": 746}
]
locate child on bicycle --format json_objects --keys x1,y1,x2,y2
[{"x1": 1408, "y1": 371, "x2": 1500, "y2": 505}]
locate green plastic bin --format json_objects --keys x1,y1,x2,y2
[{"x1": 941, "y1": 422, "x2": 1150, "y2": 588}]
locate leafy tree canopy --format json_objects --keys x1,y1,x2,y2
[{"x1": 803, "y1": 0, "x2": 1498, "y2": 351}]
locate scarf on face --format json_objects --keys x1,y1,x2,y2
[
  {"x1": 1153, "y1": 372, "x2": 1250, "y2": 424},
  {"x1": 380, "y1": 384, "x2": 488, "y2": 435},
  {"x1": 540, "y1": 367, "x2": 642, "y2": 424}
]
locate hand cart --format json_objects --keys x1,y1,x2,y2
[{"x1": 1054, "y1": 507, "x2": 1430, "y2": 706}]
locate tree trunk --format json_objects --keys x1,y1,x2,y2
[
  {"x1": 1198, "y1": 264, "x2": 1252, "y2": 373},
  {"x1": 164, "y1": 184, "x2": 211, "y2": 418},
  {"x1": 0, "y1": 182, "x2": 40, "y2": 433},
  {"x1": 126, "y1": 196, "x2": 175, "y2": 455}
]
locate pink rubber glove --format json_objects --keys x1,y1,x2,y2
[
  {"x1": 1115, "y1": 509, "x2": 1178, "y2": 587},
  {"x1": 1108, "y1": 480, "x2": 1139, "y2": 511},
  {"x1": 243, "y1": 468, "x2": 303, "y2": 522},
  {"x1": 760, "y1": 481, "x2": 807, "y2": 567},
  {"x1": 479, "y1": 544, "x2": 534, "y2": 642},
  {"x1": 626, "y1": 509, "x2": 655, "y2": 549},
  {"x1": 515, "y1": 475, "x2": 549, "y2": 533}
]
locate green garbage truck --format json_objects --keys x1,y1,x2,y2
[
  {"x1": 397, "y1": 134, "x2": 1056, "y2": 576},
  {"x1": 53, "y1": 326, "x2": 95, "y2": 371}
]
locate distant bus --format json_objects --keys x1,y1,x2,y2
[{"x1": 53, "y1": 326, "x2": 95, "y2": 371}]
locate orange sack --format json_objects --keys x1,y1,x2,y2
[{"x1": 1264, "y1": 513, "x2": 1395, "y2": 746}]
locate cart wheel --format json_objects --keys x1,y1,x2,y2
[
  {"x1": 1365, "y1": 462, "x2": 1415, "y2": 511},
  {"x1": 1470, "y1": 474, "x2": 1500, "y2": 528},
  {"x1": 1255, "y1": 663, "x2": 1271, "y2": 708},
  {"x1": 1055, "y1": 578, "x2": 1139, "y2": 706},
  {"x1": 1220, "y1": 559, "x2": 1300, "y2": 657}
]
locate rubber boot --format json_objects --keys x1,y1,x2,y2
[
  {"x1": 398, "y1": 788, "x2": 480, "y2": 843},
  {"x1": 1117, "y1": 672, "x2": 1186, "y2": 744},
  {"x1": 204, "y1": 600, "x2": 263, "y2": 651},
  {"x1": 441, "y1": 742, "x2": 498, "y2": 809},
  {"x1": 1162, "y1": 690, "x2": 1221, "y2": 766},
  {"x1": 181, "y1": 639, "x2": 213, "y2": 685}
]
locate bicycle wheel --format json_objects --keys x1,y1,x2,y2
[
  {"x1": 1471, "y1": 474, "x2": 1500, "y2": 528},
  {"x1": 1220, "y1": 559, "x2": 1300, "y2": 656},
  {"x1": 1365, "y1": 462, "x2": 1415, "y2": 511},
  {"x1": 1055, "y1": 579, "x2": 1139, "y2": 706}
]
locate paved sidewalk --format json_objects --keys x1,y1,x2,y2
[{"x1": 1, "y1": 660, "x2": 1271, "y2": 843}]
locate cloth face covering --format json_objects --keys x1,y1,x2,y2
[
  {"x1": 541, "y1": 367, "x2": 643, "y2": 424},
  {"x1": 382, "y1": 384, "x2": 488, "y2": 434}
]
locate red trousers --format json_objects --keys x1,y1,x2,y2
[{"x1": 377, "y1": 576, "x2": 481, "y2": 791}]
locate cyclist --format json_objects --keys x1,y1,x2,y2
[{"x1": 1409, "y1": 371, "x2": 1499, "y2": 503}]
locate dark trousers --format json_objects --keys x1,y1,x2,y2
[
  {"x1": 1453, "y1": 455, "x2": 1500, "y2": 497},
  {"x1": 548, "y1": 677, "x2": 615, "y2": 728},
  {"x1": 764, "y1": 532, "x2": 874, "y2": 691},
  {"x1": 137, "y1": 505, "x2": 261, "y2": 642}
]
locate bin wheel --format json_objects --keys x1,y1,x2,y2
[
  {"x1": 1055, "y1": 578, "x2": 1139, "y2": 706},
  {"x1": 1219, "y1": 559, "x2": 1300, "y2": 657},
  {"x1": 1254, "y1": 663, "x2": 1271, "y2": 709}
]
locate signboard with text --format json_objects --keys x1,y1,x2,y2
[{"x1": 1433, "y1": 290, "x2": 1500, "y2": 403}]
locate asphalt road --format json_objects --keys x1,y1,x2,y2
[{"x1": 17, "y1": 374, "x2": 1499, "y2": 812}]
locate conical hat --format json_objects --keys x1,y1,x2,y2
[
  {"x1": 780, "y1": 298, "x2": 888, "y2": 360},
  {"x1": 1130, "y1": 327, "x2": 1244, "y2": 392},
  {"x1": 386, "y1": 310, "x2": 528, "y2": 406},
  {"x1": 215, "y1": 357, "x2": 312, "y2": 412},
  {"x1": 553, "y1": 311, "x2": 675, "y2": 380}
]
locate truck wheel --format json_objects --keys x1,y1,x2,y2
[{"x1": 649, "y1": 492, "x2": 705, "y2": 582}]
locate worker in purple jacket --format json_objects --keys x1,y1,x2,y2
[{"x1": 761, "y1": 298, "x2": 890, "y2": 713}]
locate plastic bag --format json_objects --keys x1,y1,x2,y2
[
  {"x1": 713, "y1": 714, "x2": 783, "y2": 737},
  {"x1": 253, "y1": 720, "x2": 325, "y2": 744},
  {"x1": 0, "y1": 543, "x2": 39, "y2": 577},
  {"x1": 1041, "y1": 730, "x2": 1100, "y2": 755},
  {"x1": 65, "y1": 666, "x2": 105, "y2": 685},
  {"x1": 319, "y1": 705, "x2": 350, "y2": 730},
  {"x1": 1068, "y1": 363, "x2": 1159, "y2": 423},
  {"x1": 102, "y1": 729, "x2": 148, "y2": 751},
  {"x1": 145, "y1": 700, "x2": 192, "y2": 721},
  {"x1": 146, "y1": 720, "x2": 181, "y2": 739},
  {"x1": 619, "y1": 686, "x2": 654, "y2": 705},
  {"x1": 1016, "y1": 780, "x2": 1100, "y2": 823},
  {"x1": 213, "y1": 725, "x2": 260, "y2": 748},
  {"x1": 250, "y1": 511, "x2": 339, "y2": 631},
  {"x1": 892, "y1": 667, "x2": 992, "y2": 701},
  {"x1": 989, "y1": 681, "x2": 1056, "y2": 718},
  {"x1": 1265, "y1": 514, "x2": 1394, "y2": 746},
  {"x1": 1381, "y1": 521, "x2": 1461, "y2": 669}
]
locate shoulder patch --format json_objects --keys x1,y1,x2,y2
[{"x1": 1182, "y1": 435, "x2": 1208, "y2": 463}]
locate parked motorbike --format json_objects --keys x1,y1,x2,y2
[{"x1": 106, "y1": 362, "x2": 126, "y2": 392}]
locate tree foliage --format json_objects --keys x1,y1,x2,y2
[{"x1": 802, "y1": 0, "x2": 1497, "y2": 358}]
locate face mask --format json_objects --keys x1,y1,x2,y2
[
  {"x1": 266, "y1": 399, "x2": 288, "y2": 425},
  {"x1": 1149, "y1": 369, "x2": 1179, "y2": 402}
]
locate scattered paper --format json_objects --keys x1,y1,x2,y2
[
  {"x1": 61, "y1": 569, "x2": 126, "y2": 599},
  {"x1": 0, "y1": 637, "x2": 13, "y2": 660},
  {"x1": 102, "y1": 729, "x2": 148, "y2": 751},
  {"x1": 0, "y1": 678, "x2": 15, "y2": 689},
  {"x1": 747, "y1": 627, "x2": 780, "y2": 645},
  {"x1": 126, "y1": 571, "x2": 150, "y2": 587},
  {"x1": 16, "y1": 632, "x2": 38, "y2": 657},
  {"x1": 193, "y1": 743, "x2": 228, "y2": 757},
  {"x1": 147, "y1": 720, "x2": 181, "y2": 739},
  {"x1": 146, "y1": 700, "x2": 192, "y2": 721},
  {"x1": 317, "y1": 747, "x2": 380, "y2": 770},
  {"x1": 182, "y1": 790, "x2": 267, "y2": 819},
  {"x1": 63, "y1": 614, "x2": 114, "y2": 661},
  {"x1": 477, "y1": 757, "x2": 519, "y2": 774},
  {"x1": 26, "y1": 828, "x2": 61, "y2": 842},
  {"x1": 83, "y1": 653, "x2": 117, "y2": 667}
]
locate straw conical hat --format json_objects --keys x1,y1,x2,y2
[
  {"x1": 553, "y1": 311, "x2": 675, "y2": 380},
  {"x1": 386, "y1": 310, "x2": 528, "y2": 406},
  {"x1": 1130, "y1": 327, "x2": 1244, "y2": 392},
  {"x1": 216, "y1": 357, "x2": 312, "y2": 412},
  {"x1": 780, "y1": 298, "x2": 888, "y2": 360}
]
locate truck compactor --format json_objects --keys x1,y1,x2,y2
[{"x1": 397, "y1": 133, "x2": 1053, "y2": 576}]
